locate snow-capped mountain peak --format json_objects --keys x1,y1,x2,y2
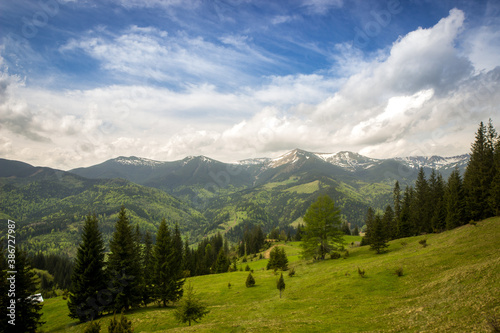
[{"x1": 114, "y1": 156, "x2": 166, "y2": 167}]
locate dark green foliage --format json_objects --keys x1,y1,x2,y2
[
  {"x1": 153, "y1": 218, "x2": 172, "y2": 307},
  {"x1": 174, "y1": 283, "x2": 209, "y2": 326},
  {"x1": 362, "y1": 207, "x2": 375, "y2": 245},
  {"x1": 141, "y1": 231, "x2": 155, "y2": 306},
  {"x1": 445, "y1": 169, "x2": 466, "y2": 230},
  {"x1": 463, "y1": 120, "x2": 496, "y2": 220},
  {"x1": 490, "y1": 135, "x2": 500, "y2": 216},
  {"x1": 8, "y1": 247, "x2": 45, "y2": 332},
  {"x1": 266, "y1": 246, "x2": 288, "y2": 270},
  {"x1": 341, "y1": 221, "x2": 351, "y2": 235},
  {"x1": 277, "y1": 273, "x2": 285, "y2": 298},
  {"x1": 414, "y1": 168, "x2": 432, "y2": 234},
  {"x1": 370, "y1": 214, "x2": 389, "y2": 254},
  {"x1": 31, "y1": 252, "x2": 73, "y2": 290},
  {"x1": 352, "y1": 225, "x2": 359, "y2": 236},
  {"x1": 397, "y1": 186, "x2": 413, "y2": 238},
  {"x1": 0, "y1": 243, "x2": 10, "y2": 332},
  {"x1": 107, "y1": 206, "x2": 143, "y2": 311},
  {"x1": 83, "y1": 320, "x2": 101, "y2": 333},
  {"x1": 246, "y1": 273, "x2": 255, "y2": 287},
  {"x1": 488, "y1": 313, "x2": 500, "y2": 333},
  {"x1": 419, "y1": 239, "x2": 428, "y2": 248},
  {"x1": 300, "y1": 195, "x2": 345, "y2": 260},
  {"x1": 382, "y1": 205, "x2": 395, "y2": 240},
  {"x1": 357, "y1": 267, "x2": 366, "y2": 278},
  {"x1": 245, "y1": 264, "x2": 250, "y2": 271},
  {"x1": 214, "y1": 248, "x2": 230, "y2": 273},
  {"x1": 395, "y1": 267, "x2": 404, "y2": 277},
  {"x1": 330, "y1": 252, "x2": 341, "y2": 259},
  {"x1": 68, "y1": 214, "x2": 108, "y2": 322},
  {"x1": 169, "y1": 224, "x2": 185, "y2": 303},
  {"x1": 108, "y1": 310, "x2": 133, "y2": 333},
  {"x1": 288, "y1": 267, "x2": 296, "y2": 277},
  {"x1": 429, "y1": 170, "x2": 446, "y2": 232}
]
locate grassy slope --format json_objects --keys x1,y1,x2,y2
[{"x1": 41, "y1": 218, "x2": 500, "y2": 332}]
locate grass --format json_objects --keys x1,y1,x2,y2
[{"x1": 41, "y1": 217, "x2": 500, "y2": 332}]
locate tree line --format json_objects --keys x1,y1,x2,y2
[
  {"x1": 68, "y1": 205, "x2": 232, "y2": 323},
  {"x1": 363, "y1": 120, "x2": 500, "y2": 252}
]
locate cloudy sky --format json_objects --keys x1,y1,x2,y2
[{"x1": 1, "y1": 0, "x2": 499, "y2": 170}]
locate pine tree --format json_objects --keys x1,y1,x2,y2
[
  {"x1": 445, "y1": 169, "x2": 465, "y2": 229},
  {"x1": 174, "y1": 283, "x2": 209, "y2": 326},
  {"x1": 398, "y1": 186, "x2": 413, "y2": 238},
  {"x1": 169, "y1": 224, "x2": 185, "y2": 303},
  {"x1": 68, "y1": 213, "x2": 108, "y2": 322},
  {"x1": 154, "y1": 218, "x2": 172, "y2": 306},
  {"x1": 370, "y1": 214, "x2": 389, "y2": 254},
  {"x1": 414, "y1": 168, "x2": 432, "y2": 234},
  {"x1": 108, "y1": 310, "x2": 133, "y2": 333},
  {"x1": 142, "y1": 230, "x2": 155, "y2": 306},
  {"x1": 341, "y1": 221, "x2": 351, "y2": 235},
  {"x1": 214, "y1": 248, "x2": 230, "y2": 273},
  {"x1": 107, "y1": 206, "x2": 142, "y2": 311},
  {"x1": 430, "y1": 171, "x2": 446, "y2": 232},
  {"x1": 382, "y1": 205, "x2": 395, "y2": 240},
  {"x1": 393, "y1": 181, "x2": 402, "y2": 236},
  {"x1": 300, "y1": 195, "x2": 345, "y2": 260},
  {"x1": 489, "y1": 124, "x2": 500, "y2": 216},
  {"x1": 245, "y1": 273, "x2": 255, "y2": 287},
  {"x1": 464, "y1": 121, "x2": 496, "y2": 220},
  {"x1": 9, "y1": 247, "x2": 45, "y2": 332},
  {"x1": 352, "y1": 225, "x2": 359, "y2": 236},
  {"x1": 267, "y1": 246, "x2": 288, "y2": 271},
  {"x1": 361, "y1": 207, "x2": 375, "y2": 245},
  {"x1": 277, "y1": 273, "x2": 285, "y2": 298}
]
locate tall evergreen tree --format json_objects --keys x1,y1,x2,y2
[
  {"x1": 382, "y1": 205, "x2": 395, "y2": 240},
  {"x1": 362, "y1": 207, "x2": 375, "y2": 245},
  {"x1": 300, "y1": 195, "x2": 345, "y2": 260},
  {"x1": 277, "y1": 273, "x2": 285, "y2": 298},
  {"x1": 430, "y1": 171, "x2": 446, "y2": 232},
  {"x1": 414, "y1": 168, "x2": 432, "y2": 234},
  {"x1": 398, "y1": 186, "x2": 413, "y2": 238},
  {"x1": 370, "y1": 214, "x2": 389, "y2": 254},
  {"x1": 142, "y1": 230, "x2": 155, "y2": 306},
  {"x1": 393, "y1": 181, "x2": 402, "y2": 235},
  {"x1": 490, "y1": 135, "x2": 500, "y2": 215},
  {"x1": 9, "y1": 247, "x2": 45, "y2": 332},
  {"x1": 169, "y1": 224, "x2": 185, "y2": 302},
  {"x1": 68, "y1": 214, "x2": 107, "y2": 322},
  {"x1": 154, "y1": 218, "x2": 172, "y2": 306},
  {"x1": 214, "y1": 248, "x2": 230, "y2": 273},
  {"x1": 445, "y1": 169, "x2": 465, "y2": 230},
  {"x1": 464, "y1": 121, "x2": 495, "y2": 220},
  {"x1": 107, "y1": 206, "x2": 142, "y2": 311}
]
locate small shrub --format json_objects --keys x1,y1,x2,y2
[
  {"x1": 330, "y1": 252, "x2": 341, "y2": 259},
  {"x1": 259, "y1": 253, "x2": 263, "y2": 259},
  {"x1": 108, "y1": 310, "x2": 133, "y2": 333},
  {"x1": 488, "y1": 313, "x2": 500, "y2": 333},
  {"x1": 245, "y1": 273, "x2": 255, "y2": 287},
  {"x1": 62, "y1": 289, "x2": 69, "y2": 300},
  {"x1": 395, "y1": 267, "x2": 404, "y2": 277},
  {"x1": 242, "y1": 256, "x2": 247, "y2": 263},
  {"x1": 343, "y1": 250, "x2": 349, "y2": 258},
  {"x1": 228, "y1": 282, "x2": 231, "y2": 289},
  {"x1": 419, "y1": 239, "x2": 428, "y2": 248},
  {"x1": 469, "y1": 220, "x2": 477, "y2": 226},
  {"x1": 400, "y1": 241, "x2": 407, "y2": 247},
  {"x1": 83, "y1": 320, "x2": 101, "y2": 333},
  {"x1": 357, "y1": 267, "x2": 366, "y2": 278},
  {"x1": 245, "y1": 264, "x2": 250, "y2": 271},
  {"x1": 288, "y1": 267, "x2": 296, "y2": 277}
]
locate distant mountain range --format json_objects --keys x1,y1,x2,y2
[{"x1": 0, "y1": 150, "x2": 469, "y2": 255}]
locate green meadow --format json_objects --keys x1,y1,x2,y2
[{"x1": 41, "y1": 217, "x2": 500, "y2": 332}]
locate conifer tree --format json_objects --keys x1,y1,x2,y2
[
  {"x1": 174, "y1": 283, "x2": 209, "y2": 326},
  {"x1": 464, "y1": 121, "x2": 496, "y2": 220},
  {"x1": 430, "y1": 171, "x2": 446, "y2": 232},
  {"x1": 169, "y1": 224, "x2": 185, "y2": 302},
  {"x1": 361, "y1": 207, "x2": 375, "y2": 245},
  {"x1": 277, "y1": 273, "x2": 285, "y2": 298},
  {"x1": 490, "y1": 136, "x2": 500, "y2": 215},
  {"x1": 370, "y1": 214, "x2": 389, "y2": 254},
  {"x1": 267, "y1": 246, "x2": 288, "y2": 271},
  {"x1": 445, "y1": 169, "x2": 465, "y2": 230},
  {"x1": 414, "y1": 168, "x2": 432, "y2": 234},
  {"x1": 10, "y1": 247, "x2": 45, "y2": 332},
  {"x1": 107, "y1": 206, "x2": 142, "y2": 311},
  {"x1": 68, "y1": 214, "x2": 107, "y2": 322},
  {"x1": 245, "y1": 272, "x2": 255, "y2": 287},
  {"x1": 398, "y1": 186, "x2": 413, "y2": 238},
  {"x1": 214, "y1": 248, "x2": 230, "y2": 273},
  {"x1": 393, "y1": 181, "x2": 402, "y2": 235},
  {"x1": 382, "y1": 205, "x2": 395, "y2": 240},
  {"x1": 142, "y1": 230, "x2": 155, "y2": 306},
  {"x1": 352, "y1": 225, "x2": 359, "y2": 236},
  {"x1": 154, "y1": 218, "x2": 172, "y2": 306},
  {"x1": 300, "y1": 195, "x2": 345, "y2": 260},
  {"x1": 341, "y1": 221, "x2": 351, "y2": 235},
  {"x1": 108, "y1": 310, "x2": 133, "y2": 333}
]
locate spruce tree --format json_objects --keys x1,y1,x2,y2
[
  {"x1": 174, "y1": 283, "x2": 209, "y2": 326},
  {"x1": 142, "y1": 230, "x2": 155, "y2": 306},
  {"x1": 9, "y1": 247, "x2": 45, "y2": 332},
  {"x1": 214, "y1": 248, "x2": 230, "y2": 273},
  {"x1": 370, "y1": 214, "x2": 389, "y2": 254},
  {"x1": 491, "y1": 136, "x2": 500, "y2": 215},
  {"x1": 68, "y1": 214, "x2": 107, "y2": 322},
  {"x1": 300, "y1": 195, "x2": 345, "y2": 260},
  {"x1": 398, "y1": 186, "x2": 413, "y2": 238},
  {"x1": 414, "y1": 168, "x2": 432, "y2": 234},
  {"x1": 107, "y1": 206, "x2": 142, "y2": 311},
  {"x1": 277, "y1": 273, "x2": 285, "y2": 298},
  {"x1": 393, "y1": 181, "x2": 402, "y2": 236},
  {"x1": 464, "y1": 121, "x2": 495, "y2": 220},
  {"x1": 382, "y1": 205, "x2": 395, "y2": 240},
  {"x1": 169, "y1": 224, "x2": 185, "y2": 302},
  {"x1": 154, "y1": 218, "x2": 172, "y2": 306},
  {"x1": 445, "y1": 169, "x2": 465, "y2": 229},
  {"x1": 430, "y1": 171, "x2": 446, "y2": 232},
  {"x1": 361, "y1": 207, "x2": 375, "y2": 245},
  {"x1": 245, "y1": 272, "x2": 255, "y2": 287}
]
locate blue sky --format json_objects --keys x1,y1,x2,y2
[{"x1": 1, "y1": 0, "x2": 499, "y2": 169}]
